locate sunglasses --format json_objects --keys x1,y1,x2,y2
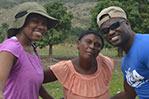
[{"x1": 101, "y1": 19, "x2": 125, "y2": 34}]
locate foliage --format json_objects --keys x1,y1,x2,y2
[
  {"x1": 121, "y1": 0, "x2": 149, "y2": 33},
  {"x1": 69, "y1": 27, "x2": 84, "y2": 37},
  {"x1": 0, "y1": 1, "x2": 18, "y2": 9},
  {"x1": 90, "y1": 0, "x2": 149, "y2": 48},
  {"x1": 0, "y1": 23, "x2": 9, "y2": 43},
  {"x1": 63, "y1": 35, "x2": 77, "y2": 44},
  {"x1": 0, "y1": 0, "x2": 98, "y2": 9},
  {"x1": 61, "y1": 0, "x2": 97, "y2": 3},
  {"x1": 35, "y1": 1, "x2": 73, "y2": 56}
]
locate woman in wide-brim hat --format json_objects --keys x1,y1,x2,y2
[{"x1": 0, "y1": 2, "x2": 58, "y2": 99}]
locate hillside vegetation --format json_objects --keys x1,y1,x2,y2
[{"x1": 0, "y1": 0, "x2": 97, "y2": 28}]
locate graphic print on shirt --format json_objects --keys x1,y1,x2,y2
[{"x1": 125, "y1": 68, "x2": 149, "y2": 88}]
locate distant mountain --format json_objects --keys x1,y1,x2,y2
[
  {"x1": 0, "y1": 0, "x2": 98, "y2": 8},
  {"x1": 65, "y1": 2, "x2": 97, "y2": 28},
  {"x1": 0, "y1": 1, "x2": 97, "y2": 28}
]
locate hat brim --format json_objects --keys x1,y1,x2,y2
[
  {"x1": 7, "y1": 11, "x2": 58, "y2": 38},
  {"x1": 29, "y1": 11, "x2": 58, "y2": 29}
]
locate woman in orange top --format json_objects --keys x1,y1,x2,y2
[{"x1": 43, "y1": 29, "x2": 114, "y2": 99}]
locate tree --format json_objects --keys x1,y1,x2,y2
[
  {"x1": 35, "y1": 1, "x2": 73, "y2": 57},
  {"x1": 90, "y1": 0, "x2": 149, "y2": 57},
  {"x1": 0, "y1": 23, "x2": 9, "y2": 43}
]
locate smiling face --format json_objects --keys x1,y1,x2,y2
[
  {"x1": 77, "y1": 34, "x2": 103, "y2": 59},
  {"x1": 100, "y1": 18, "x2": 131, "y2": 47},
  {"x1": 19, "y1": 14, "x2": 48, "y2": 41}
]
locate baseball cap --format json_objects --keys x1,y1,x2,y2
[
  {"x1": 97, "y1": 6, "x2": 127, "y2": 28},
  {"x1": 7, "y1": 2, "x2": 58, "y2": 38}
]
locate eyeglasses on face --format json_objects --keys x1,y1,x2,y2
[{"x1": 101, "y1": 19, "x2": 125, "y2": 35}]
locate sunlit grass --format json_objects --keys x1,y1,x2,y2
[
  {"x1": 110, "y1": 70, "x2": 123, "y2": 96},
  {"x1": 37, "y1": 44, "x2": 78, "y2": 57},
  {"x1": 101, "y1": 47, "x2": 118, "y2": 57},
  {"x1": 43, "y1": 81, "x2": 63, "y2": 99},
  {"x1": 37, "y1": 44, "x2": 118, "y2": 57}
]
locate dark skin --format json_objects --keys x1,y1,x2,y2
[
  {"x1": 0, "y1": 52, "x2": 17, "y2": 99},
  {"x1": 101, "y1": 18, "x2": 135, "y2": 53},
  {"x1": 71, "y1": 57, "x2": 98, "y2": 75},
  {"x1": 43, "y1": 33, "x2": 103, "y2": 99},
  {"x1": 43, "y1": 33, "x2": 103, "y2": 82},
  {"x1": 72, "y1": 34, "x2": 101, "y2": 75},
  {"x1": 0, "y1": 14, "x2": 54, "y2": 99},
  {"x1": 100, "y1": 17, "x2": 137, "y2": 99},
  {"x1": 111, "y1": 81, "x2": 137, "y2": 99}
]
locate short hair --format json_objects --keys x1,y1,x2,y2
[{"x1": 78, "y1": 29, "x2": 104, "y2": 49}]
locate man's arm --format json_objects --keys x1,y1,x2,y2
[{"x1": 111, "y1": 81, "x2": 137, "y2": 99}]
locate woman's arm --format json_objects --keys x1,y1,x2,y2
[
  {"x1": 39, "y1": 85, "x2": 54, "y2": 99},
  {"x1": 40, "y1": 67, "x2": 58, "y2": 98},
  {"x1": 43, "y1": 67, "x2": 57, "y2": 83},
  {"x1": 0, "y1": 51, "x2": 16, "y2": 99}
]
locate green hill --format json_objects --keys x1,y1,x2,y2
[{"x1": 0, "y1": 1, "x2": 97, "y2": 28}]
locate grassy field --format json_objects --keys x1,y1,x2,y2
[
  {"x1": 38, "y1": 44, "x2": 124, "y2": 99},
  {"x1": 37, "y1": 44, "x2": 118, "y2": 57}
]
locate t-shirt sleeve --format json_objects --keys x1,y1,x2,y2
[
  {"x1": 98, "y1": 54, "x2": 114, "y2": 84},
  {"x1": 0, "y1": 39, "x2": 22, "y2": 58},
  {"x1": 50, "y1": 61, "x2": 73, "y2": 88},
  {"x1": 99, "y1": 54, "x2": 114, "y2": 71}
]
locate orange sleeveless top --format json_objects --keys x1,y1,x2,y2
[{"x1": 50, "y1": 54, "x2": 114, "y2": 99}]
